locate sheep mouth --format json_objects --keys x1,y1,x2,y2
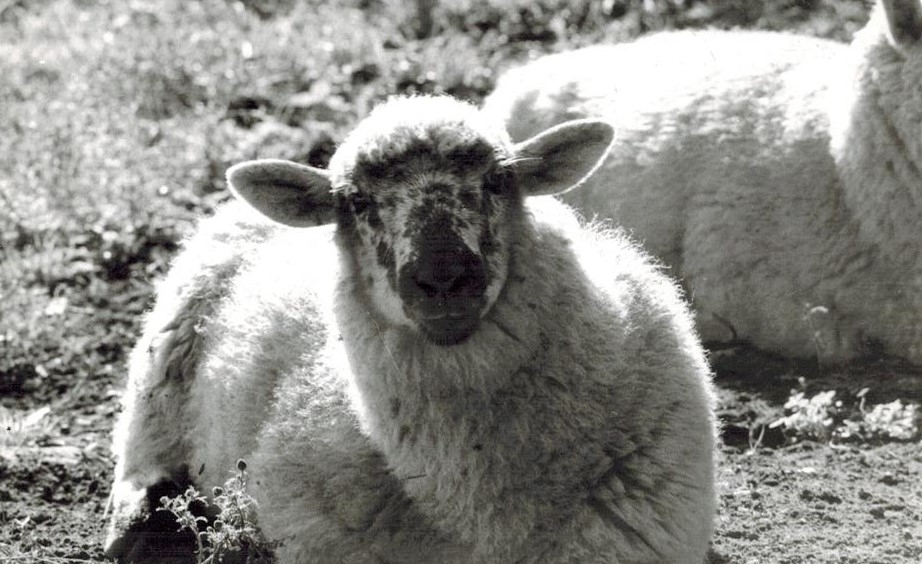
[{"x1": 412, "y1": 305, "x2": 484, "y2": 345}]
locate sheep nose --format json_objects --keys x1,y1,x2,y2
[
  {"x1": 411, "y1": 248, "x2": 486, "y2": 300},
  {"x1": 397, "y1": 241, "x2": 489, "y2": 344}
]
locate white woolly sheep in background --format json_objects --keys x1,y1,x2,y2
[
  {"x1": 104, "y1": 95, "x2": 717, "y2": 563},
  {"x1": 485, "y1": 0, "x2": 922, "y2": 366}
]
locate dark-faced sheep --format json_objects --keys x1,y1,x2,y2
[
  {"x1": 485, "y1": 0, "x2": 922, "y2": 366},
  {"x1": 105, "y1": 95, "x2": 717, "y2": 563}
]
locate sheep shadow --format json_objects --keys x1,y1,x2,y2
[{"x1": 706, "y1": 547, "x2": 737, "y2": 564}]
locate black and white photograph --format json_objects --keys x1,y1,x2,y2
[{"x1": 1, "y1": 0, "x2": 920, "y2": 562}]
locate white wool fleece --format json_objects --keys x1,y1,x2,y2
[{"x1": 484, "y1": 3, "x2": 922, "y2": 365}]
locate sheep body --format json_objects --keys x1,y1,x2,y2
[
  {"x1": 106, "y1": 96, "x2": 716, "y2": 563},
  {"x1": 484, "y1": 2, "x2": 922, "y2": 364}
]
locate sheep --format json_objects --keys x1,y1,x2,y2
[
  {"x1": 484, "y1": 0, "x2": 922, "y2": 366},
  {"x1": 104, "y1": 95, "x2": 717, "y2": 564}
]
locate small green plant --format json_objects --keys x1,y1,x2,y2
[
  {"x1": 772, "y1": 389, "x2": 839, "y2": 441},
  {"x1": 157, "y1": 459, "x2": 278, "y2": 564},
  {"x1": 836, "y1": 392, "x2": 919, "y2": 442},
  {"x1": 772, "y1": 387, "x2": 920, "y2": 444}
]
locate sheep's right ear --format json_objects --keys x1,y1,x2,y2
[
  {"x1": 227, "y1": 159, "x2": 337, "y2": 227},
  {"x1": 512, "y1": 119, "x2": 614, "y2": 197},
  {"x1": 881, "y1": 0, "x2": 922, "y2": 48}
]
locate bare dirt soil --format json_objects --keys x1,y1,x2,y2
[
  {"x1": 709, "y1": 349, "x2": 922, "y2": 563},
  {"x1": 3, "y1": 344, "x2": 921, "y2": 563}
]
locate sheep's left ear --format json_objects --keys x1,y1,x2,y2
[
  {"x1": 227, "y1": 159, "x2": 337, "y2": 227},
  {"x1": 512, "y1": 119, "x2": 614, "y2": 196}
]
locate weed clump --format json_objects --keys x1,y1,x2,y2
[
  {"x1": 772, "y1": 387, "x2": 920, "y2": 444},
  {"x1": 158, "y1": 460, "x2": 277, "y2": 564}
]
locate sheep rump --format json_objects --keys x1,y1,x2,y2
[
  {"x1": 484, "y1": 1, "x2": 922, "y2": 365},
  {"x1": 106, "y1": 96, "x2": 717, "y2": 564}
]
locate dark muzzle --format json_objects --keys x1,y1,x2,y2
[{"x1": 398, "y1": 241, "x2": 488, "y2": 345}]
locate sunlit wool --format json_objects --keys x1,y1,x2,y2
[{"x1": 485, "y1": 0, "x2": 922, "y2": 365}]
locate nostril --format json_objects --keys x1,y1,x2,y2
[
  {"x1": 414, "y1": 268, "x2": 463, "y2": 297},
  {"x1": 447, "y1": 276, "x2": 467, "y2": 294},
  {"x1": 410, "y1": 255, "x2": 486, "y2": 300},
  {"x1": 415, "y1": 277, "x2": 441, "y2": 298}
]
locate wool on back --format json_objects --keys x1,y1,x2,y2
[{"x1": 484, "y1": 11, "x2": 922, "y2": 364}]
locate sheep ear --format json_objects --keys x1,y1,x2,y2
[
  {"x1": 881, "y1": 0, "x2": 922, "y2": 48},
  {"x1": 227, "y1": 159, "x2": 337, "y2": 227},
  {"x1": 512, "y1": 119, "x2": 614, "y2": 196}
]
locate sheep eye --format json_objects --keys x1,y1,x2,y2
[
  {"x1": 351, "y1": 193, "x2": 372, "y2": 214},
  {"x1": 483, "y1": 168, "x2": 513, "y2": 195}
]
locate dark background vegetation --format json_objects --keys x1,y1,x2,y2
[{"x1": 1, "y1": 0, "x2": 920, "y2": 562}]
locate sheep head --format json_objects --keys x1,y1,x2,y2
[
  {"x1": 838, "y1": 0, "x2": 922, "y2": 186},
  {"x1": 881, "y1": 0, "x2": 922, "y2": 48},
  {"x1": 228, "y1": 96, "x2": 613, "y2": 345}
]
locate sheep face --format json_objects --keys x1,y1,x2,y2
[
  {"x1": 870, "y1": 1, "x2": 922, "y2": 160},
  {"x1": 833, "y1": 0, "x2": 922, "y2": 214},
  {"x1": 340, "y1": 131, "x2": 515, "y2": 345},
  {"x1": 228, "y1": 96, "x2": 613, "y2": 345}
]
